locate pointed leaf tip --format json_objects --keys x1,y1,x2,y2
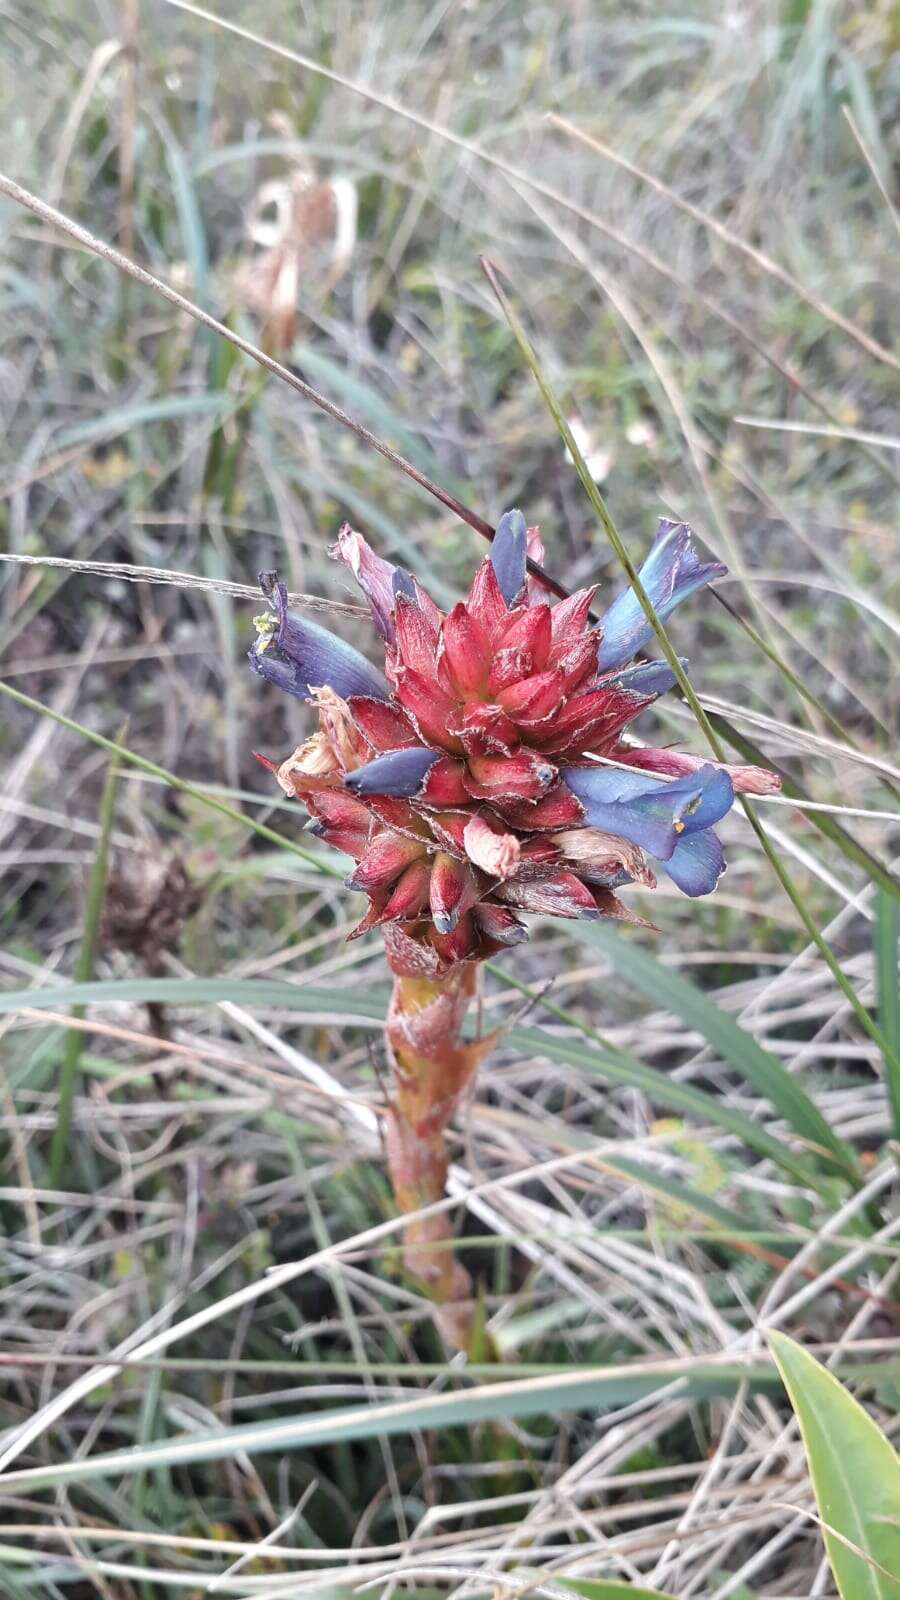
[{"x1": 769, "y1": 1330, "x2": 900, "y2": 1600}]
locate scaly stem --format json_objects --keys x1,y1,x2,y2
[{"x1": 383, "y1": 962, "x2": 494, "y2": 1350}]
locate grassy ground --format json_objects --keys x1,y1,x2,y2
[{"x1": 0, "y1": 0, "x2": 898, "y2": 1595}]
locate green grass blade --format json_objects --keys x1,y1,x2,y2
[
  {"x1": 0, "y1": 976, "x2": 387, "y2": 1022},
  {"x1": 507, "y1": 1022, "x2": 824, "y2": 1190},
  {"x1": 158, "y1": 116, "x2": 209, "y2": 306},
  {"x1": 48, "y1": 751, "x2": 119, "y2": 1188},
  {"x1": 738, "y1": 792, "x2": 899, "y2": 1068},
  {"x1": 876, "y1": 888, "x2": 900, "y2": 1138},
  {"x1": 589, "y1": 1153, "x2": 754, "y2": 1234},
  {"x1": 567, "y1": 920, "x2": 859, "y2": 1183},
  {"x1": 0, "y1": 1358, "x2": 791, "y2": 1494},
  {"x1": 488, "y1": 969, "x2": 832, "y2": 1192},
  {"x1": 769, "y1": 1332, "x2": 900, "y2": 1598},
  {"x1": 53, "y1": 393, "x2": 227, "y2": 448},
  {"x1": 0, "y1": 975, "x2": 827, "y2": 1189}
]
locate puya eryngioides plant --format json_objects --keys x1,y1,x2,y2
[{"x1": 249, "y1": 510, "x2": 779, "y2": 1349}]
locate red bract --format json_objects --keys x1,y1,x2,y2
[{"x1": 250, "y1": 509, "x2": 780, "y2": 973}]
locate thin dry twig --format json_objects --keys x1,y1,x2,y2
[
  {"x1": 733, "y1": 416, "x2": 900, "y2": 450},
  {"x1": 0, "y1": 551, "x2": 364, "y2": 618}
]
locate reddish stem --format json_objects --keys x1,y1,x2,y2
[{"x1": 383, "y1": 961, "x2": 493, "y2": 1350}]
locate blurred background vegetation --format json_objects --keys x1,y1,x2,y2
[{"x1": 0, "y1": 1, "x2": 897, "y2": 1595}]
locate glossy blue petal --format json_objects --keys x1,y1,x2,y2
[
  {"x1": 345, "y1": 746, "x2": 438, "y2": 797},
  {"x1": 601, "y1": 658, "x2": 687, "y2": 698},
  {"x1": 596, "y1": 519, "x2": 728, "y2": 671},
  {"x1": 249, "y1": 575, "x2": 389, "y2": 702},
  {"x1": 636, "y1": 766, "x2": 735, "y2": 837},
  {"x1": 562, "y1": 764, "x2": 734, "y2": 860},
  {"x1": 658, "y1": 828, "x2": 727, "y2": 897},
  {"x1": 490, "y1": 508, "x2": 528, "y2": 605}
]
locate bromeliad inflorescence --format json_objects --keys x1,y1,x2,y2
[{"x1": 249, "y1": 511, "x2": 778, "y2": 1347}]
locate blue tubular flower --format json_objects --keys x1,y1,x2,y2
[
  {"x1": 248, "y1": 574, "x2": 389, "y2": 703},
  {"x1": 600, "y1": 658, "x2": 688, "y2": 698},
  {"x1": 345, "y1": 746, "x2": 439, "y2": 797},
  {"x1": 562, "y1": 763, "x2": 733, "y2": 894},
  {"x1": 490, "y1": 508, "x2": 528, "y2": 606},
  {"x1": 596, "y1": 519, "x2": 728, "y2": 672}
]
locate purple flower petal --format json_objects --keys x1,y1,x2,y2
[
  {"x1": 345, "y1": 746, "x2": 439, "y2": 797},
  {"x1": 490, "y1": 508, "x2": 528, "y2": 606},
  {"x1": 597, "y1": 519, "x2": 728, "y2": 671},
  {"x1": 562, "y1": 764, "x2": 734, "y2": 860},
  {"x1": 600, "y1": 657, "x2": 688, "y2": 698},
  {"x1": 640, "y1": 766, "x2": 734, "y2": 836},
  {"x1": 659, "y1": 828, "x2": 727, "y2": 896},
  {"x1": 249, "y1": 574, "x2": 388, "y2": 702}
]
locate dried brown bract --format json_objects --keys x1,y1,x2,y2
[
  {"x1": 233, "y1": 157, "x2": 357, "y2": 353},
  {"x1": 101, "y1": 850, "x2": 203, "y2": 973}
]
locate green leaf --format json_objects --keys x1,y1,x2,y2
[
  {"x1": 567, "y1": 920, "x2": 859, "y2": 1184},
  {"x1": 769, "y1": 1331, "x2": 900, "y2": 1598}
]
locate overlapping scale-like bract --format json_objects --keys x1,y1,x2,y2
[{"x1": 250, "y1": 510, "x2": 778, "y2": 971}]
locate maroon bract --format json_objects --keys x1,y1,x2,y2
[{"x1": 250, "y1": 511, "x2": 777, "y2": 973}]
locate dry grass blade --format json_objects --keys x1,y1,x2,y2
[
  {"x1": 3, "y1": 6, "x2": 898, "y2": 1589},
  {"x1": 0, "y1": 1142, "x2": 679, "y2": 1476},
  {"x1": 733, "y1": 417, "x2": 900, "y2": 450},
  {"x1": 547, "y1": 113, "x2": 900, "y2": 376},
  {"x1": 687, "y1": 698, "x2": 900, "y2": 785},
  {"x1": 0, "y1": 551, "x2": 364, "y2": 618},
  {"x1": 842, "y1": 105, "x2": 900, "y2": 237}
]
